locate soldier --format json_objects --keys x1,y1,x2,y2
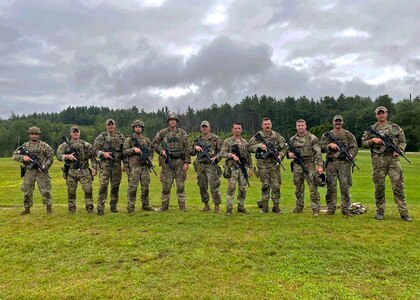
[
  {"x1": 13, "y1": 126, "x2": 54, "y2": 215},
  {"x1": 191, "y1": 120, "x2": 222, "y2": 213},
  {"x1": 152, "y1": 112, "x2": 191, "y2": 211},
  {"x1": 93, "y1": 119, "x2": 125, "y2": 215},
  {"x1": 220, "y1": 122, "x2": 253, "y2": 215},
  {"x1": 361, "y1": 106, "x2": 412, "y2": 222},
  {"x1": 320, "y1": 115, "x2": 358, "y2": 216},
  {"x1": 57, "y1": 126, "x2": 98, "y2": 214},
  {"x1": 287, "y1": 119, "x2": 324, "y2": 217},
  {"x1": 249, "y1": 117, "x2": 288, "y2": 214},
  {"x1": 123, "y1": 120, "x2": 156, "y2": 213}
]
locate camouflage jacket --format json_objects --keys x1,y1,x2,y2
[
  {"x1": 13, "y1": 141, "x2": 54, "y2": 170},
  {"x1": 220, "y1": 136, "x2": 253, "y2": 168},
  {"x1": 248, "y1": 130, "x2": 288, "y2": 161},
  {"x1": 123, "y1": 134, "x2": 153, "y2": 166},
  {"x1": 320, "y1": 129, "x2": 358, "y2": 160},
  {"x1": 361, "y1": 122, "x2": 406, "y2": 154},
  {"x1": 289, "y1": 132, "x2": 323, "y2": 166},
  {"x1": 57, "y1": 139, "x2": 97, "y2": 169},
  {"x1": 191, "y1": 133, "x2": 222, "y2": 163},
  {"x1": 152, "y1": 127, "x2": 191, "y2": 163},
  {"x1": 93, "y1": 131, "x2": 125, "y2": 162}
]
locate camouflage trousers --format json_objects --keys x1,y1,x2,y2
[
  {"x1": 97, "y1": 163, "x2": 122, "y2": 211},
  {"x1": 66, "y1": 168, "x2": 93, "y2": 212},
  {"x1": 325, "y1": 160, "x2": 352, "y2": 213},
  {"x1": 195, "y1": 162, "x2": 221, "y2": 205},
  {"x1": 127, "y1": 165, "x2": 151, "y2": 212},
  {"x1": 225, "y1": 167, "x2": 247, "y2": 209},
  {"x1": 292, "y1": 162, "x2": 320, "y2": 211},
  {"x1": 160, "y1": 158, "x2": 187, "y2": 208},
  {"x1": 257, "y1": 160, "x2": 282, "y2": 206},
  {"x1": 371, "y1": 154, "x2": 408, "y2": 215},
  {"x1": 21, "y1": 169, "x2": 52, "y2": 209}
]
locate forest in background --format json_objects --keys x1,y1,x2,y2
[{"x1": 1, "y1": 93, "x2": 419, "y2": 156}]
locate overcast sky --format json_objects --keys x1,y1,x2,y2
[{"x1": 0, "y1": 0, "x2": 419, "y2": 119}]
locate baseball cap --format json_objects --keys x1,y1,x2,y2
[
  {"x1": 375, "y1": 106, "x2": 388, "y2": 114},
  {"x1": 201, "y1": 120, "x2": 210, "y2": 127}
]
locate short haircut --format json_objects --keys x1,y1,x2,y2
[
  {"x1": 233, "y1": 122, "x2": 242, "y2": 127},
  {"x1": 262, "y1": 117, "x2": 271, "y2": 122},
  {"x1": 296, "y1": 119, "x2": 306, "y2": 124}
]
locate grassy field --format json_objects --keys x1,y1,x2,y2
[{"x1": 0, "y1": 151, "x2": 419, "y2": 299}]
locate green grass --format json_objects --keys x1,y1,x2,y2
[{"x1": 0, "y1": 151, "x2": 419, "y2": 299}]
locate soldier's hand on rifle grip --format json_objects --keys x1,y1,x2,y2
[
  {"x1": 183, "y1": 162, "x2": 189, "y2": 172},
  {"x1": 393, "y1": 151, "x2": 400, "y2": 158},
  {"x1": 67, "y1": 153, "x2": 77, "y2": 161},
  {"x1": 103, "y1": 152, "x2": 113, "y2": 159},
  {"x1": 260, "y1": 144, "x2": 267, "y2": 151},
  {"x1": 371, "y1": 138, "x2": 384, "y2": 145},
  {"x1": 328, "y1": 143, "x2": 339, "y2": 150},
  {"x1": 288, "y1": 152, "x2": 296, "y2": 159},
  {"x1": 133, "y1": 147, "x2": 142, "y2": 154},
  {"x1": 161, "y1": 150, "x2": 167, "y2": 158},
  {"x1": 195, "y1": 145, "x2": 203, "y2": 152},
  {"x1": 229, "y1": 153, "x2": 239, "y2": 162},
  {"x1": 248, "y1": 168, "x2": 253, "y2": 177},
  {"x1": 23, "y1": 155, "x2": 32, "y2": 162},
  {"x1": 92, "y1": 168, "x2": 97, "y2": 176}
]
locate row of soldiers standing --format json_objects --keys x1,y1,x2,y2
[{"x1": 12, "y1": 106, "x2": 411, "y2": 221}]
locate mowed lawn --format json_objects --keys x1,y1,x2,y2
[{"x1": 0, "y1": 151, "x2": 419, "y2": 299}]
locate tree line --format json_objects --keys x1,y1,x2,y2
[{"x1": 1, "y1": 93, "x2": 419, "y2": 157}]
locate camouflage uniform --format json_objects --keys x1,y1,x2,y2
[
  {"x1": 361, "y1": 122, "x2": 409, "y2": 217},
  {"x1": 220, "y1": 137, "x2": 253, "y2": 212},
  {"x1": 152, "y1": 126, "x2": 191, "y2": 210},
  {"x1": 191, "y1": 134, "x2": 222, "y2": 206},
  {"x1": 288, "y1": 132, "x2": 323, "y2": 212},
  {"x1": 320, "y1": 129, "x2": 358, "y2": 214},
  {"x1": 94, "y1": 130, "x2": 125, "y2": 213},
  {"x1": 13, "y1": 129, "x2": 53, "y2": 213},
  {"x1": 123, "y1": 133, "x2": 154, "y2": 212},
  {"x1": 57, "y1": 137, "x2": 97, "y2": 213},
  {"x1": 249, "y1": 130, "x2": 287, "y2": 213}
]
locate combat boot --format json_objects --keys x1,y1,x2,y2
[
  {"x1": 375, "y1": 212, "x2": 384, "y2": 220},
  {"x1": 237, "y1": 206, "x2": 249, "y2": 214},
  {"x1": 97, "y1": 207, "x2": 105, "y2": 216},
  {"x1": 292, "y1": 207, "x2": 303, "y2": 213},
  {"x1": 86, "y1": 205, "x2": 94, "y2": 214},
  {"x1": 142, "y1": 205, "x2": 156, "y2": 211},
  {"x1": 214, "y1": 204, "x2": 221, "y2": 214},
  {"x1": 312, "y1": 210, "x2": 320, "y2": 217},
  {"x1": 272, "y1": 203, "x2": 283, "y2": 214},
  {"x1": 110, "y1": 206, "x2": 119, "y2": 213},
  {"x1": 20, "y1": 207, "x2": 30, "y2": 215},
  {"x1": 179, "y1": 203, "x2": 187, "y2": 212},
  {"x1": 160, "y1": 202, "x2": 169, "y2": 212},
  {"x1": 342, "y1": 211, "x2": 353, "y2": 217},
  {"x1": 400, "y1": 215, "x2": 412, "y2": 222},
  {"x1": 325, "y1": 210, "x2": 335, "y2": 215},
  {"x1": 46, "y1": 205, "x2": 53, "y2": 214},
  {"x1": 225, "y1": 207, "x2": 232, "y2": 216},
  {"x1": 256, "y1": 200, "x2": 263, "y2": 209},
  {"x1": 260, "y1": 201, "x2": 269, "y2": 213},
  {"x1": 201, "y1": 202, "x2": 211, "y2": 212}
]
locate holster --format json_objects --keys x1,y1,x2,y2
[{"x1": 20, "y1": 165, "x2": 26, "y2": 178}]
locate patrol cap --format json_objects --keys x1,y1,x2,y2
[
  {"x1": 70, "y1": 126, "x2": 80, "y2": 133},
  {"x1": 375, "y1": 106, "x2": 388, "y2": 114},
  {"x1": 105, "y1": 119, "x2": 115, "y2": 125},
  {"x1": 27, "y1": 126, "x2": 41, "y2": 134},
  {"x1": 333, "y1": 115, "x2": 343, "y2": 122},
  {"x1": 200, "y1": 120, "x2": 210, "y2": 127}
]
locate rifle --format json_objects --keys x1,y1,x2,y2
[
  {"x1": 231, "y1": 144, "x2": 250, "y2": 187},
  {"x1": 162, "y1": 142, "x2": 176, "y2": 177},
  {"x1": 366, "y1": 127, "x2": 411, "y2": 163},
  {"x1": 286, "y1": 139, "x2": 309, "y2": 174},
  {"x1": 133, "y1": 137, "x2": 157, "y2": 176},
  {"x1": 194, "y1": 138, "x2": 218, "y2": 166},
  {"x1": 254, "y1": 132, "x2": 286, "y2": 171},
  {"x1": 17, "y1": 146, "x2": 51, "y2": 179},
  {"x1": 324, "y1": 132, "x2": 360, "y2": 171}
]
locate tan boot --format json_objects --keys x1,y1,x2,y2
[
  {"x1": 201, "y1": 202, "x2": 211, "y2": 212},
  {"x1": 20, "y1": 207, "x2": 30, "y2": 215},
  {"x1": 214, "y1": 204, "x2": 221, "y2": 214}
]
